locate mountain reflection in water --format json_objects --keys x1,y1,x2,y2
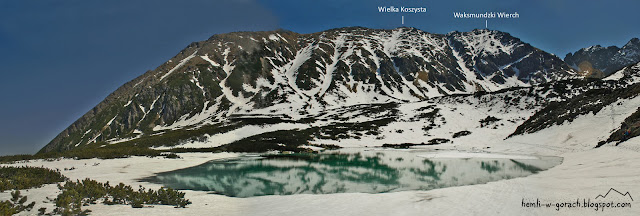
[{"x1": 143, "y1": 151, "x2": 561, "y2": 197}]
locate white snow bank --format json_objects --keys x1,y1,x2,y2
[
  {"x1": 417, "y1": 151, "x2": 538, "y2": 159},
  {"x1": 154, "y1": 123, "x2": 310, "y2": 150}
]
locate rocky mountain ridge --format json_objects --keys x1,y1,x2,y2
[
  {"x1": 40, "y1": 27, "x2": 579, "y2": 153},
  {"x1": 565, "y1": 38, "x2": 640, "y2": 77}
]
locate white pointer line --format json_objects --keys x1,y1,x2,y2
[{"x1": 402, "y1": 16, "x2": 404, "y2": 24}]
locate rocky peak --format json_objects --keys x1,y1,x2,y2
[
  {"x1": 565, "y1": 37, "x2": 640, "y2": 77},
  {"x1": 625, "y1": 38, "x2": 640, "y2": 47}
]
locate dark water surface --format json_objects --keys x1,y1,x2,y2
[{"x1": 143, "y1": 150, "x2": 561, "y2": 197}]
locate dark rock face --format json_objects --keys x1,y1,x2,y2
[
  {"x1": 565, "y1": 38, "x2": 640, "y2": 77},
  {"x1": 447, "y1": 30, "x2": 574, "y2": 85},
  {"x1": 40, "y1": 27, "x2": 577, "y2": 153}
]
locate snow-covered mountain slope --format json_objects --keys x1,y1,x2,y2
[
  {"x1": 565, "y1": 38, "x2": 640, "y2": 77},
  {"x1": 604, "y1": 61, "x2": 640, "y2": 83},
  {"x1": 156, "y1": 73, "x2": 640, "y2": 152},
  {"x1": 512, "y1": 62, "x2": 640, "y2": 147},
  {"x1": 40, "y1": 27, "x2": 579, "y2": 153}
]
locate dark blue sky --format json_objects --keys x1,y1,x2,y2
[{"x1": 1, "y1": 0, "x2": 639, "y2": 155}]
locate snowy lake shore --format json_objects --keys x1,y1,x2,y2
[{"x1": 2, "y1": 132, "x2": 640, "y2": 216}]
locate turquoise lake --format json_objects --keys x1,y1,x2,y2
[{"x1": 143, "y1": 150, "x2": 561, "y2": 198}]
